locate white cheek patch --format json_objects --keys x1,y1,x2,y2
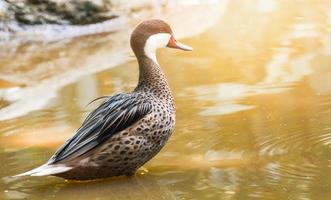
[{"x1": 144, "y1": 33, "x2": 171, "y2": 64}]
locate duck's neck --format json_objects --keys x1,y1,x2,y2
[{"x1": 135, "y1": 56, "x2": 173, "y2": 102}]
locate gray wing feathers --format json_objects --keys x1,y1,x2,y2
[{"x1": 48, "y1": 93, "x2": 151, "y2": 164}]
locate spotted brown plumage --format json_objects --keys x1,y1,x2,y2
[{"x1": 16, "y1": 19, "x2": 193, "y2": 180}]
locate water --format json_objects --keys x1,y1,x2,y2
[{"x1": 1, "y1": 0, "x2": 331, "y2": 199}]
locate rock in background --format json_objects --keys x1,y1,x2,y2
[
  {"x1": 0, "y1": 0, "x2": 166, "y2": 43},
  {"x1": 0, "y1": 0, "x2": 115, "y2": 25}
]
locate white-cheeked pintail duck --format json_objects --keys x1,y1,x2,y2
[{"x1": 16, "y1": 19, "x2": 193, "y2": 180}]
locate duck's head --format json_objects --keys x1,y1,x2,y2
[{"x1": 130, "y1": 19, "x2": 193, "y2": 63}]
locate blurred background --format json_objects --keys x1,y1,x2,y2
[{"x1": 1, "y1": 0, "x2": 331, "y2": 199}]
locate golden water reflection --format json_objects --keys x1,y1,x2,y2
[{"x1": 1, "y1": 0, "x2": 331, "y2": 199}]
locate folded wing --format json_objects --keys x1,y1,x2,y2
[{"x1": 48, "y1": 93, "x2": 151, "y2": 164}]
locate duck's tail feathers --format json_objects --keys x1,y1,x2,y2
[{"x1": 13, "y1": 164, "x2": 72, "y2": 177}]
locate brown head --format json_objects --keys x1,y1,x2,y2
[{"x1": 130, "y1": 19, "x2": 193, "y2": 63}]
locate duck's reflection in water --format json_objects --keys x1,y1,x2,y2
[
  {"x1": 4, "y1": 174, "x2": 176, "y2": 200},
  {"x1": 53, "y1": 175, "x2": 176, "y2": 200}
]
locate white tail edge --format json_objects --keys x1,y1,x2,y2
[{"x1": 13, "y1": 164, "x2": 72, "y2": 177}]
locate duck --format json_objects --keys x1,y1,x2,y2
[{"x1": 15, "y1": 19, "x2": 193, "y2": 180}]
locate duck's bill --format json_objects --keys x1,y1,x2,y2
[{"x1": 167, "y1": 35, "x2": 193, "y2": 51}]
